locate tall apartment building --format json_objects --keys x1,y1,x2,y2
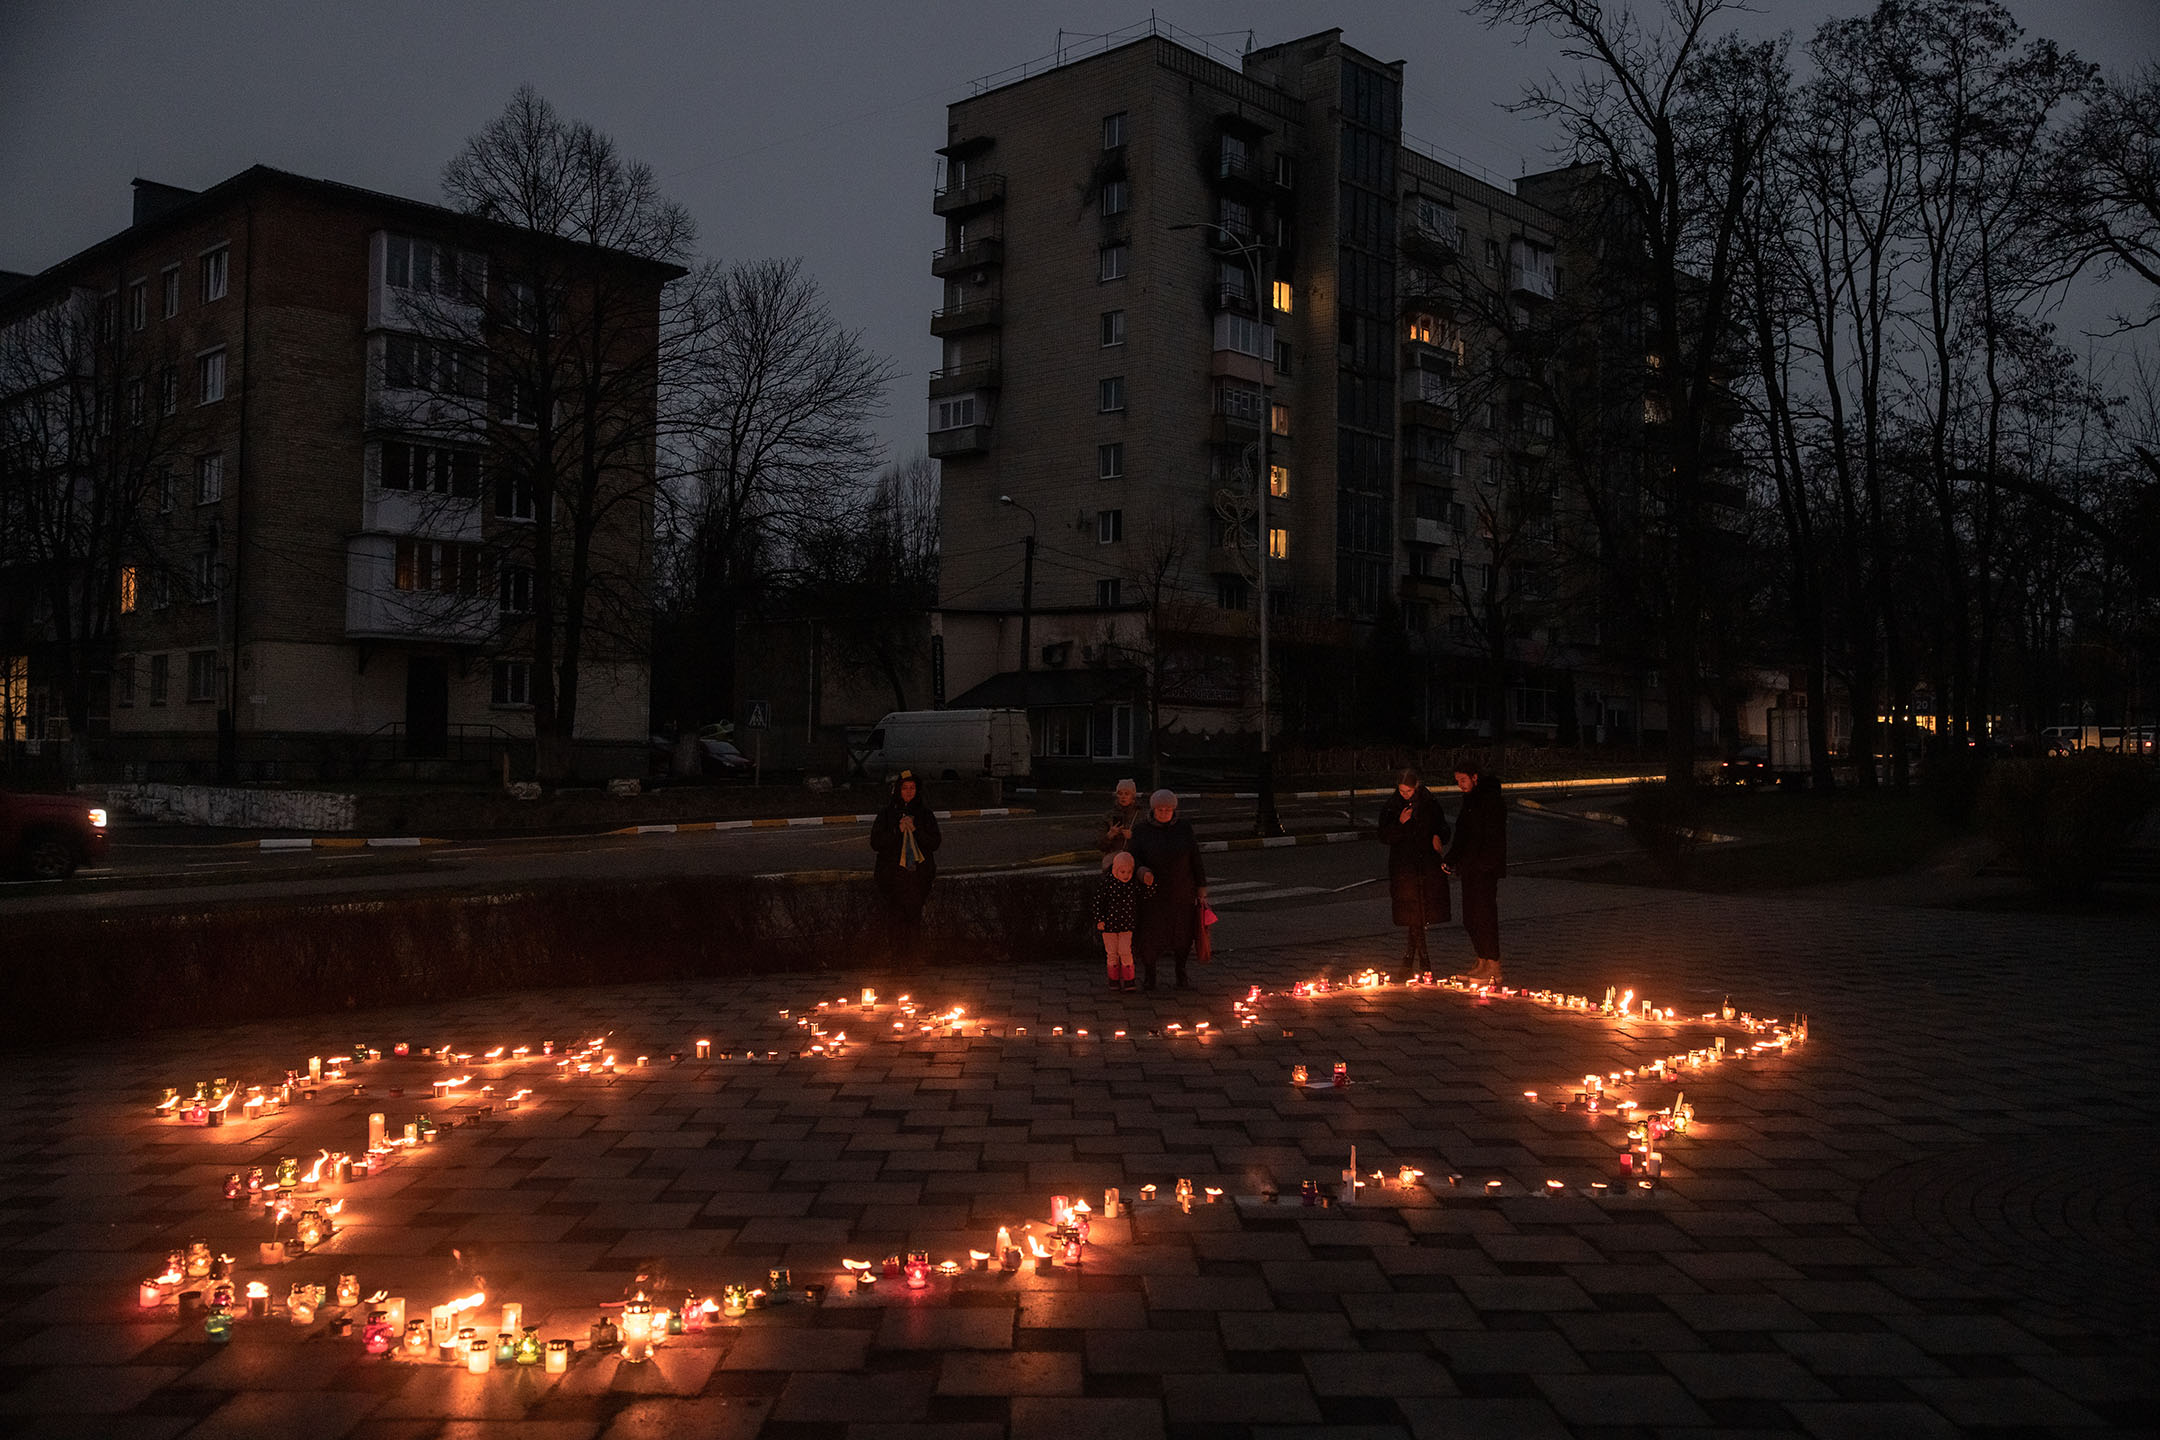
[
  {"x1": 926, "y1": 25, "x2": 1721, "y2": 758},
  {"x1": 0, "y1": 167, "x2": 676, "y2": 780}
]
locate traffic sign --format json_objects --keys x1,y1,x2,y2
[{"x1": 745, "y1": 700, "x2": 770, "y2": 729}]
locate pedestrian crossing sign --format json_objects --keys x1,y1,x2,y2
[{"x1": 745, "y1": 700, "x2": 770, "y2": 729}]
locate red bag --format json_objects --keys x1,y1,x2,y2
[{"x1": 1194, "y1": 901, "x2": 1216, "y2": 964}]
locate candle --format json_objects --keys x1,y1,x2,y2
[
  {"x1": 206, "y1": 1309, "x2": 233, "y2": 1344},
  {"x1": 500, "y1": 1302, "x2": 521, "y2": 1335},
  {"x1": 621, "y1": 1301, "x2": 653, "y2": 1363},
  {"x1": 467, "y1": 1336, "x2": 492, "y2": 1373},
  {"x1": 246, "y1": 1282, "x2": 270, "y2": 1319},
  {"x1": 403, "y1": 1320, "x2": 429, "y2": 1355},
  {"x1": 308, "y1": 1056, "x2": 322, "y2": 1082},
  {"x1": 723, "y1": 1285, "x2": 748, "y2": 1317},
  {"x1": 695, "y1": 1039, "x2": 711, "y2": 1059},
  {"x1": 289, "y1": 1287, "x2": 317, "y2": 1325},
  {"x1": 905, "y1": 1251, "x2": 930, "y2": 1289},
  {"x1": 1103, "y1": 1187, "x2": 1120, "y2": 1218},
  {"x1": 363, "y1": 1310, "x2": 393, "y2": 1354},
  {"x1": 516, "y1": 1327, "x2": 542, "y2": 1365},
  {"x1": 546, "y1": 1339, "x2": 571, "y2": 1373},
  {"x1": 384, "y1": 1296, "x2": 405, "y2": 1331}
]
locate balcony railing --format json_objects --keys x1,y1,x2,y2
[
  {"x1": 928, "y1": 360, "x2": 1001, "y2": 397},
  {"x1": 930, "y1": 299, "x2": 1003, "y2": 337},
  {"x1": 1509, "y1": 261, "x2": 1556, "y2": 301},
  {"x1": 933, "y1": 173, "x2": 1005, "y2": 216},
  {"x1": 930, "y1": 237, "x2": 1005, "y2": 278},
  {"x1": 1214, "y1": 151, "x2": 1269, "y2": 190},
  {"x1": 927, "y1": 423, "x2": 992, "y2": 458}
]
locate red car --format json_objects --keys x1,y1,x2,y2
[{"x1": 0, "y1": 788, "x2": 111, "y2": 879}]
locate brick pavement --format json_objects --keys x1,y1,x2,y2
[{"x1": 0, "y1": 874, "x2": 2151, "y2": 1438}]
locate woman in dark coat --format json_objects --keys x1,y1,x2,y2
[
  {"x1": 1129, "y1": 788, "x2": 1208, "y2": 990},
  {"x1": 870, "y1": 770, "x2": 942, "y2": 955},
  {"x1": 1099, "y1": 778, "x2": 1142, "y2": 866},
  {"x1": 1377, "y1": 767, "x2": 1450, "y2": 967},
  {"x1": 1442, "y1": 762, "x2": 1507, "y2": 984}
]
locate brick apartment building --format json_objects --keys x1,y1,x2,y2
[
  {"x1": 927, "y1": 24, "x2": 1761, "y2": 764},
  {"x1": 0, "y1": 167, "x2": 675, "y2": 780}
]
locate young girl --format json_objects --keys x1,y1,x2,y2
[{"x1": 1093, "y1": 849, "x2": 1142, "y2": 991}]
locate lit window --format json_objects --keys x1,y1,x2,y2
[
  {"x1": 1269, "y1": 402, "x2": 1290, "y2": 436},
  {"x1": 119, "y1": 566, "x2": 139, "y2": 614},
  {"x1": 1268, "y1": 527, "x2": 1288, "y2": 560},
  {"x1": 1271, "y1": 279, "x2": 1293, "y2": 314},
  {"x1": 1269, "y1": 464, "x2": 1289, "y2": 499},
  {"x1": 200, "y1": 246, "x2": 229, "y2": 302}
]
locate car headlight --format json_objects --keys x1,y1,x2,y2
[{"x1": 88, "y1": 808, "x2": 109, "y2": 829}]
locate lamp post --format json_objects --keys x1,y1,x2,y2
[
  {"x1": 998, "y1": 495, "x2": 1037, "y2": 674},
  {"x1": 1170, "y1": 221, "x2": 1282, "y2": 837}
]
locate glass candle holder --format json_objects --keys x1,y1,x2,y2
[
  {"x1": 403, "y1": 1320, "x2": 429, "y2": 1356},
  {"x1": 515, "y1": 1327, "x2": 542, "y2": 1365},
  {"x1": 362, "y1": 1311, "x2": 393, "y2": 1354},
  {"x1": 546, "y1": 1338, "x2": 572, "y2": 1373},
  {"x1": 466, "y1": 1336, "x2": 492, "y2": 1374},
  {"x1": 205, "y1": 1308, "x2": 234, "y2": 1344},
  {"x1": 620, "y1": 1302, "x2": 653, "y2": 1364}
]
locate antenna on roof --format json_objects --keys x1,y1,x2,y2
[{"x1": 1246, "y1": 30, "x2": 1254, "y2": 54}]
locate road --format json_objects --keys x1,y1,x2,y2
[{"x1": 0, "y1": 791, "x2": 1640, "y2": 920}]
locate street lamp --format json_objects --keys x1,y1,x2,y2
[
  {"x1": 1169, "y1": 220, "x2": 1283, "y2": 838},
  {"x1": 998, "y1": 495, "x2": 1037, "y2": 674}
]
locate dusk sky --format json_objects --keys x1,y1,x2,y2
[{"x1": 4, "y1": 0, "x2": 2154, "y2": 465}]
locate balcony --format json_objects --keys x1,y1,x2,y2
[
  {"x1": 928, "y1": 359, "x2": 1001, "y2": 397},
  {"x1": 1508, "y1": 239, "x2": 1556, "y2": 300},
  {"x1": 927, "y1": 424, "x2": 992, "y2": 458},
  {"x1": 1208, "y1": 412, "x2": 1262, "y2": 447},
  {"x1": 930, "y1": 236, "x2": 1004, "y2": 278},
  {"x1": 344, "y1": 536, "x2": 492, "y2": 645},
  {"x1": 1410, "y1": 516, "x2": 1454, "y2": 548},
  {"x1": 1203, "y1": 223, "x2": 1262, "y2": 254},
  {"x1": 1510, "y1": 426, "x2": 1554, "y2": 458},
  {"x1": 1402, "y1": 452, "x2": 1457, "y2": 487},
  {"x1": 1213, "y1": 150, "x2": 1270, "y2": 193},
  {"x1": 933, "y1": 173, "x2": 1005, "y2": 217},
  {"x1": 1404, "y1": 337, "x2": 1463, "y2": 374},
  {"x1": 930, "y1": 298, "x2": 1003, "y2": 337},
  {"x1": 1209, "y1": 281, "x2": 1259, "y2": 316}
]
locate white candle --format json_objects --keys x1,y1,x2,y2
[{"x1": 367, "y1": 1113, "x2": 386, "y2": 1151}]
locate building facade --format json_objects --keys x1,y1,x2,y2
[
  {"x1": 927, "y1": 25, "x2": 1741, "y2": 759},
  {"x1": 0, "y1": 168, "x2": 672, "y2": 780}
]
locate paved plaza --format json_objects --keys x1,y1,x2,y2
[{"x1": 0, "y1": 872, "x2": 2152, "y2": 1439}]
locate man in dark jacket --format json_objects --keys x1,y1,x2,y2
[
  {"x1": 1378, "y1": 767, "x2": 1450, "y2": 967},
  {"x1": 1129, "y1": 789, "x2": 1208, "y2": 990},
  {"x1": 1442, "y1": 762, "x2": 1506, "y2": 985},
  {"x1": 870, "y1": 771, "x2": 941, "y2": 957}
]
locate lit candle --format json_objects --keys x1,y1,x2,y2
[
  {"x1": 363, "y1": 1310, "x2": 393, "y2": 1354},
  {"x1": 384, "y1": 1296, "x2": 405, "y2": 1331},
  {"x1": 289, "y1": 1286, "x2": 317, "y2": 1325},
  {"x1": 1103, "y1": 1187, "x2": 1120, "y2": 1218},
  {"x1": 905, "y1": 1251, "x2": 930, "y2": 1289},
  {"x1": 546, "y1": 1339, "x2": 571, "y2": 1373},
  {"x1": 500, "y1": 1302, "x2": 521, "y2": 1335},
  {"x1": 467, "y1": 1336, "x2": 492, "y2": 1373},
  {"x1": 695, "y1": 1039, "x2": 711, "y2": 1059},
  {"x1": 403, "y1": 1320, "x2": 429, "y2": 1355},
  {"x1": 621, "y1": 1301, "x2": 653, "y2": 1363},
  {"x1": 138, "y1": 1279, "x2": 162, "y2": 1309}
]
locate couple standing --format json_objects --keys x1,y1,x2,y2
[{"x1": 1379, "y1": 762, "x2": 1506, "y2": 984}]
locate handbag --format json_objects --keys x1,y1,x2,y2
[{"x1": 1194, "y1": 901, "x2": 1216, "y2": 964}]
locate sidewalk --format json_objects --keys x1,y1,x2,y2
[{"x1": 0, "y1": 875, "x2": 2147, "y2": 1436}]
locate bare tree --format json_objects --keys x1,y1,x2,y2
[
  {"x1": 1475, "y1": 0, "x2": 1784, "y2": 785},
  {"x1": 787, "y1": 453, "x2": 940, "y2": 712},
  {"x1": 404, "y1": 85, "x2": 694, "y2": 780},
  {"x1": 2033, "y1": 62, "x2": 2160, "y2": 335},
  {"x1": 662, "y1": 256, "x2": 896, "y2": 728}
]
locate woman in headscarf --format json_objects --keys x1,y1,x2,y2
[
  {"x1": 1377, "y1": 766, "x2": 1450, "y2": 968},
  {"x1": 870, "y1": 769, "x2": 941, "y2": 956},
  {"x1": 1442, "y1": 760, "x2": 1507, "y2": 985},
  {"x1": 1129, "y1": 788, "x2": 1208, "y2": 990},
  {"x1": 1099, "y1": 777, "x2": 1142, "y2": 867}
]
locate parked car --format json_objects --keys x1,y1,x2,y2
[
  {"x1": 649, "y1": 725, "x2": 755, "y2": 777},
  {"x1": 1716, "y1": 745, "x2": 1771, "y2": 786},
  {"x1": 0, "y1": 788, "x2": 110, "y2": 879}
]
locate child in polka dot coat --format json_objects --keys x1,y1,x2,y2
[{"x1": 1093, "y1": 849, "x2": 1142, "y2": 991}]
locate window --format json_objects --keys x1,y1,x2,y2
[
  {"x1": 1097, "y1": 509, "x2": 1123, "y2": 543},
  {"x1": 196, "y1": 454, "x2": 223, "y2": 506},
  {"x1": 1484, "y1": 237, "x2": 1502, "y2": 269},
  {"x1": 383, "y1": 334, "x2": 483, "y2": 397},
  {"x1": 1214, "y1": 381, "x2": 1263, "y2": 424},
  {"x1": 1097, "y1": 442, "x2": 1124, "y2": 479},
  {"x1": 1408, "y1": 312, "x2": 1434, "y2": 344},
  {"x1": 491, "y1": 659, "x2": 532, "y2": 707},
  {"x1": 1218, "y1": 196, "x2": 1253, "y2": 235},
  {"x1": 393, "y1": 539, "x2": 485, "y2": 595},
  {"x1": 148, "y1": 653, "x2": 169, "y2": 706},
  {"x1": 200, "y1": 246, "x2": 229, "y2": 302},
  {"x1": 499, "y1": 564, "x2": 533, "y2": 615},
  {"x1": 127, "y1": 378, "x2": 145, "y2": 426},
  {"x1": 495, "y1": 471, "x2": 535, "y2": 520},
  {"x1": 1219, "y1": 134, "x2": 1249, "y2": 177},
  {"x1": 1100, "y1": 180, "x2": 1128, "y2": 216},
  {"x1": 1214, "y1": 312, "x2": 1268, "y2": 357},
  {"x1": 496, "y1": 373, "x2": 534, "y2": 427},
  {"x1": 1268, "y1": 527, "x2": 1288, "y2": 560},
  {"x1": 114, "y1": 656, "x2": 136, "y2": 708},
  {"x1": 160, "y1": 266, "x2": 180, "y2": 318},
  {"x1": 197, "y1": 347, "x2": 226, "y2": 404},
  {"x1": 1096, "y1": 578, "x2": 1122, "y2": 607},
  {"x1": 1218, "y1": 260, "x2": 1253, "y2": 304},
  {"x1": 1217, "y1": 576, "x2": 1250, "y2": 610},
  {"x1": 1273, "y1": 153, "x2": 1296, "y2": 187},
  {"x1": 1098, "y1": 376, "x2": 1125, "y2": 413},
  {"x1": 160, "y1": 366, "x2": 178, "y2": 416},
  {"x1": 1414, "y1": 197, "x2": 1460, "y2": 249},
  {"x1": 158, "y1": 466, "x2": 175, "y2": 514},
  {"x1": 1269, "y1": 464, "x2": 1290, "y2": 499},
  {"x1": 1271, "y1": 279, "x2": 1293, "y2": 314},
  {"x1": 128, "y1": 281, "x2": 147, "y2": 331},
  {"x1": 118, "y1": 566, "x2": 139, "y2": 614},
  {"x1": 1102, "y1": 112, "x2": 1126, "y2": 149},
  {"x1": 1273, "y1": 340, "x2": 1292, "y2": 375},
  {"x1": 186, "y1": 650, "x2": 217, "y2": 703},
  {"x1": 192, "y1": 549, "x2": 219, "y2": 603},
  {"x1": 1101, "y1": 309, "x2": 1125, "y2": 346},
  {"x1": 151, "y1": 571, "x2": 171, "y2": 610},
  {"x1": 383, "y1": 235, "x2": 478, "y2": 298},
  {"x1": 96, "y1": 293, "x2": 116, "y2": 341},
  {"x1": 1098, "y1": 243, "x2": 1127, "y2": 281},
  {"x1": 379, "y1": 441, "x2": 481, "y2": 498},
  {"x1": 931, "y1": 394, "x2": 977, "y2": 431},
  {"x1": 1269, "y1": 401, "x2": 1290, "y2": 436}
]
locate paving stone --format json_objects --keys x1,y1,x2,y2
[
  {"x1": 1083, "y1": 1327, "x2": 1226, "y2": 1374},
  {"x1": 1534, "y1": 1372, "x2": 1713, "y2": 1426},
  {"x1": 772, "y1": 1368, "x2": 936, "y2": 1422},
  {"x1": 1016, "y1": 1291, "x2": 1144, "y2": 1330},
  {"x1": 1221, "y1": 1311, "x2": 1359, "y2": 1351},
  {"x1": 877, "y1": 1306, "x2": 1014, "y2": 1350},
  {"x1": 595, "y1": 1395, "x2": 771, "y2": 1440},
  {"x1": 937, "y1": 1349, "x2": 1084, "y2": 1395},
  {"x1": 1396, "y1": 1396, "x2": 1572, "y2": 1440},
  {"x1": 1303, "y1": 1350, "x2": 1457, "y2": 1396},
  {"x1": 1163, "y1": 1371, "x2": 1323, "y2": 1424},
  {"x1": 1660, "y1": 1349, "x2": 1839, "y2": 1400},
  {"x1": 721, "y1": 1326, "x2": 872, "y2": 1371},
  {"x1": 181, "y1": 1389, "x2": 381, "y2": 1438},
  {"x1": 1786, "y1": 1400, "x2": 1968, "y2": 1440}
]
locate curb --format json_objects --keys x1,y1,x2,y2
[
  {"x1": 1576, "y1": 808, "x2": 1739, "y2": 844},
  {"x1": 1016, "y1": 776, "x2": 1663, "y2": 801},
  {"x1": 607, "y1": 806, "x2": 1028, "y2": 837},
  {"x1": 241, "y1": 836, "x2": 449, "y2": 851},
  {"x1": 1201, "y1": 829, "x2": 1367, "y2": 853}
]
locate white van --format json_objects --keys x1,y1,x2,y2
[{"x1": 866, "y1": 709, "x2": 1032, "y2": 781}]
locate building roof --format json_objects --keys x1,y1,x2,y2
[
  {"x1": 948, "y1": 668, "x2": 1143, "y2": 710},
  {"x1": 1, "y1": 164, "x2": 688, "y2": 319}
]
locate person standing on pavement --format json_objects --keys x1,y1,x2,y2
[
  {"x1": 1099, "y1": 777, "x2": 1142, "y2": 867},
  {"x1": 1378, "y1": 767, "x2": 1450, "y2": 969},
  {"x1": 1093, "y1": 849, "x2": 1143, "y2": 991},
  {"x1": 1442, "y1": 761, "x2": 1506, "y2": 984},
  {"x1": 1129, "y1": 788, "x2": 1208, "y2": 990},
  {"x1": 870, "y1": 770, "x2": 941, "y2": 957}
]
